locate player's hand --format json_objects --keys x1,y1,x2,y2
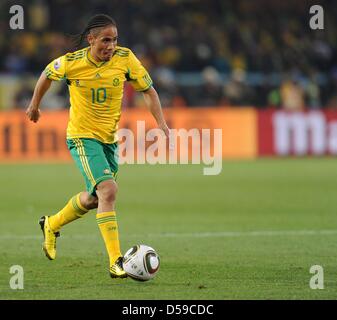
[
  {"x1": 159, "y1": 123, "x2": 175, "y2": 150},
  {"x1": 26, "y1": 105, "x2": 41, "y2": 123},
  {"x1": 159, "y1": 123, "x2": 170, "y2": 139}
]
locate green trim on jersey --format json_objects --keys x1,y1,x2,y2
[
  {"x1": 66, "y1": 49, "x2": 87, "y2": 61},
  {"x1": 45, "y1": 67, "x2": 65, "y2": 80},
  {"x1": 143, "y1": 74, "x2": 153, "y2": 86},
  {"x1": 85, "y1": 49, "x2": 108, "y2": 68},
  {"x1": 114, "y1": 49, "x2": 129, "y2": 57}
]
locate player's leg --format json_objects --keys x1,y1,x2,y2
[
  {"x1": 92, "y1": 141, "x2": 126, "y2": 278},
  {"x1": 40, "y1": 192, "x2": 98, "y2": 260},
  {"x1": 66, "y1": 138, "x2": 125, "y2": 277},
  {"x1": 52, "y1": 137, "x2": 102, "y2": 229},
  {"x1": 49, "y1": 191, "x2": 97, "y2": 231},
  {"x1": 95, "y1": 179, "x2": 126, "y2": 278},
  {"x1": 39, "y1": 138, "x2": 99, "y2": 260}
]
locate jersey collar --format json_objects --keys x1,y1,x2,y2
[{"x1": 86, "y1": 48, "x2": 108, "y2": 68}]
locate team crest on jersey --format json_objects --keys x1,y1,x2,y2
[
  {"x1": 103, "y1": 169, "x2": 111, "y2": 174},
  {"x1": 75, "y1": 80, "x2": 80, "y2": 86},
  {"x1": 95, "y1": 73, "x2": 101, "y2": 79},
  {"x1": 54, "y1": 58, "x2": 61, "y2": 71},
  {"x1": 113, "y1": 78, "x2": 120, "y2": 86}
]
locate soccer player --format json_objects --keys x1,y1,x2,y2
[{"x1": 26, "y1": 14, "x2": 170, "y2": 278}]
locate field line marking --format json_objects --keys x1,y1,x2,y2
[
  {"x1": 149, "y1": 229, "x2": 337, "y2": 238},
  {"x1": 1, "y1": 229, "x2": 337, "y2": 240}
]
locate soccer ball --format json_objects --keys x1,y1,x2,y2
[{"x1": 122, "y1": 244, "x2": 160, "y2": 281}]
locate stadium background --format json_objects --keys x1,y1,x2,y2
[
  {"x1": 1, "y1": 0, "x2": 337, "y2": 300},
  {"x1": 0, "y1": 0, "x2": 337, "y2": 160}
]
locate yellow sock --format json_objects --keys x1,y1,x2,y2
[
  {"x1": 49, "y1": 193, "x2": 88, "y2": 231},
  {"x1": 96, "y1": 211, "x2": 122, "y2": 265}
]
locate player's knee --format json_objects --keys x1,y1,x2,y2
[
  {"x1": 96, "y1": 180, "x2": 117, "y2": 203},
  {"x1": 85, "y1": 196, "x2": 98, "y2": 209},
  {"x1": 80, "y1": 192, "x2": 98, "y2": 210}
]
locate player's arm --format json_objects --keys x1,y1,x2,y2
[
  {"x1": 142, "y1": 86, "x2": 170, "y2": 138},
  {"x1": 127, "y1": 50, "x2": 170, "y2": 137},
  {"x1": 27, "y1": 55, "x2": 67, "y2": 123},
  {"x1": 26, "y1": 72, "x2": 52, "y2": 123}
]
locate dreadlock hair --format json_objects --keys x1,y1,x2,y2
[{"x1": 72, "y1": 14, "x2": 116, "y2": 50}]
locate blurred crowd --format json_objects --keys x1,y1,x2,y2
[{"x1": 0, "y1": 0, "x2": 336, "y2": 109}]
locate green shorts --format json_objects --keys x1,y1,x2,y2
[{"x1": 67, "y1": 138, "x2": 118, "y2": 196}]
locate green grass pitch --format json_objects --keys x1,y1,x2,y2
[{"x1": 1, "y1": 159, "x2": 337, "y2": 299}]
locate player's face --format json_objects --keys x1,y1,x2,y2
[{"x1": 89, "y1": 26, "x2": 118, "y2": 61}]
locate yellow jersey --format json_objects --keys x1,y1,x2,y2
[{"x1": 45, "y1": 46, "x2": 153, "y2": 143}]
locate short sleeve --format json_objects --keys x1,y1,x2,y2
[
  {"x1": 127, "y1": 51, "x2": 153, "y2": 91},
  {"x1": 44, "y1": 55, "x2": 66, "y2": 81}
]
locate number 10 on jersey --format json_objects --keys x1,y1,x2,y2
[{"x1": 91, "y1": 88, "x2": 107, "y2": 104}]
